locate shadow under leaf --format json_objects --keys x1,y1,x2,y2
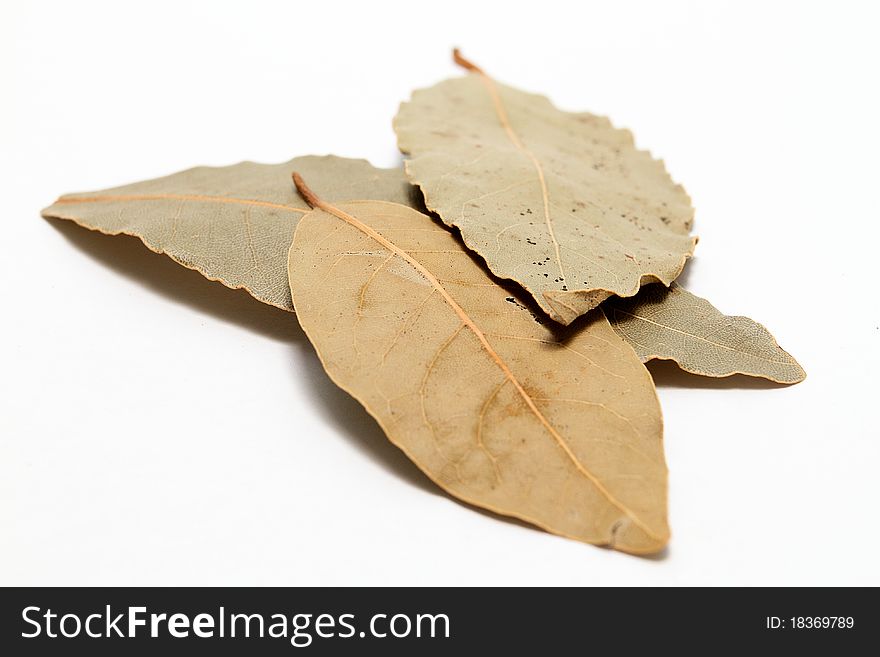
[
  {"x1": 46, "y1": 217, "x2": 436, "y2": 494},
  {"x1": 646, "y1": 358, "x2": 789, "y2": 390},
  {"x1": 47, "y1": 217, "x2": 299, "y2": 343}
]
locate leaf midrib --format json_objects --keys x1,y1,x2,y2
[
  {"x1": 611, "y1": 307, "x2": 795, "y2": 366},
  {"x1": 54, "y1": 193, "x2": 310, "y2": 215},
  {"x1": 468, "y1": 72, "x2": 567, "y2": 288}
]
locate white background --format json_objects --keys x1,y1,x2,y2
[{"x1": 2, "y1": 0, "x2": 878, "y2": 586}]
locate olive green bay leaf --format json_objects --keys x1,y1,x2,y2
[
  {"x1": 288, "y1": 191, "x2": 669, "y2": 554},
  {"x1": 41, "y1": 156, "x2": 418, "y2": 311},
  {"x1": 604, "y1": 283, "x2": 805, "y2": 384},
  {"x1": 393, "y1": 54, "x2": 697, "y2": 325}
]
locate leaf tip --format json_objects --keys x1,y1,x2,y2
[
  {"x1": 785, "y1": 361, "x2": 807, "y2": 385},
  {"x1": 542, "y1": 289, "x2": 611, "y2": 326},
  {"x1": 608, "y1": 517, "x2": 670, "y2": 556}
]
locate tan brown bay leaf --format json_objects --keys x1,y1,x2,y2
[
  {"x1": 41, "y1": 156, "x2": 418, "y2": 311},
  {"x1": 605, "y1": 283, "x2": 805, "y2": 384},
  {"x1": 394, "y1": 50, "x2": 697, "y2": 325},
  {"x1": 288, "y1": 175, "x2": 669, "y2": 554}
]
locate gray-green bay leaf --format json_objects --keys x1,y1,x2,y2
[
  {"x1": 288, "y1": 194, "x2": 669, "y2": 554},
  {"x1": 42, "y1": 156, "x2": 418, "y2": 310},
  {"x1": 394, "y1": 56, "x2": 697, "y2": 325},
  {"x1": 605, "y1": 283, "x2": 805, "y2": 383}
]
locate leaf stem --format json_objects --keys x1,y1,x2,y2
[
  {"x1": 452, "y1": 48, "x2": 485, "y2": 74},
  {"x1": 292, "y1": 172, "x2": 321, "y2": 210}
]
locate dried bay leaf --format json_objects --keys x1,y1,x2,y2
[
  {"x1": 605, "y1": 283, "x2": 805, "y2": 384},
  {"x1": 394, "y1": 50, "x2": 697, "y2": 325},
  {"x1": 288, "y1": 175, "x2": 669, "y2": 554},
  {"x1": 42, "y1": 156, "x2": 417, "y2": 310}
]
